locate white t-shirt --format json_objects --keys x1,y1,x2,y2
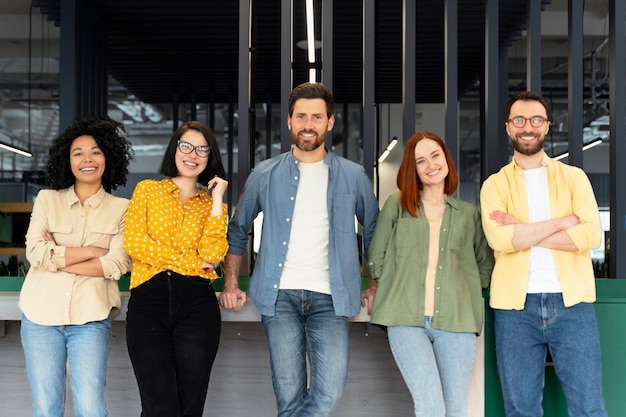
[
  {"x1": 279, "y1": 160, "x2": 331, "y2": 294},
  {"x1": 524, "y1": 166, "x2": 562, "y2": 293}
]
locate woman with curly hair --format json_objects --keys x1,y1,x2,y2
[
  {"x1": 124, "y1": 121, "x2": 228, "y2": 416},
  {"x1": 19, "y1": 115, "x2": 133, "y2": 417}
]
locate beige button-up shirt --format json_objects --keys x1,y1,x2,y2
[{"x1": 19, "y1": 186, "x2": 131, "y2": 325}]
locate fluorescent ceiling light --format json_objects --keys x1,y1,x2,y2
[
  {"x1": 377, "y1": 137, "x2": 399, "y2": 163},
  {"x1": 553, "y1": 137, "x2": 604, "y2": 161},
  {"x1": 306, "y1": 0, "x2": 316, "y2": 63},
  {"x1": 0, "y1": 141, "x2": 33, "y2": 158}
]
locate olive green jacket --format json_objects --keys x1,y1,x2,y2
[{"x1": 367, "y1": 192, "x2": 494, "y2": 333}]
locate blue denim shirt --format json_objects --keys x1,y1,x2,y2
[{"x1": 228, "y1": 150, "x2": 379, "y2": 317}]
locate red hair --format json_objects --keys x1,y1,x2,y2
[{"x1": 396, "y1": 131, "x2": 459, "y2": 217}]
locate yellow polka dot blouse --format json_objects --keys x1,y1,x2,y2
[{"x1": 124, "y1": 177, "x2": 228, "y2": 289}]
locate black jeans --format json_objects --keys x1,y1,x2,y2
[{"x1": 126, "y1": 270, "x2": 221, "y2": 417}]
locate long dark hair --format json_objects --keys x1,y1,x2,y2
[{"x1": 159, "y1": 121, "x2": 226, "y2": 185}]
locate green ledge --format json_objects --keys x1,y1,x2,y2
[{"x1": 0, "y1": 275, "x2": 372, "y2": 293}]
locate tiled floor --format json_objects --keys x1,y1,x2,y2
[{"x1": 0, "y1": 320, "x2": 416, "y2": 417}]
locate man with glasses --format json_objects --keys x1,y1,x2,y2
[
  {"x1": 219, "y1": 82, "x2": 379, "y2": 417},
  {"x1": 480, "y1": 91, "x2": 608, "y2": 417}
]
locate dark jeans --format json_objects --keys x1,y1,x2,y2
[{"x1": 126, "y1": 270, "x2": 221, "y2": 417}]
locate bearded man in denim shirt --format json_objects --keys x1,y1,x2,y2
[{"x1": 219, "y1": 82, "x2": 379, "y2": 417}]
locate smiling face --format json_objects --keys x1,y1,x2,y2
[
  {"x1": 414, "y1": 138, "x2": 449, "y2": 187},
  {"x1": 288, "y1": 98, "x2": 334, "y2": 159},
  {"x1": 174, "y1": 129, "x2": 208, "y2": 180},
  {"x1": 506, "y1": 99, "x2": 550, "y2": 157},
  {"x1": 70, "y1": 135, "x2": 106, "y2": 187}
]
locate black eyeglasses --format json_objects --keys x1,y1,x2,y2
[
  {"x1": 177, "y1": 140, "x2": 210, "y2": 158},
  {"x1": 507, "y1": 116, "x2": 549, "y2": 128}
]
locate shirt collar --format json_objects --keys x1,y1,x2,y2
[
  {"x1": 511, "y1": 153, "x2": 553, "y2": 171},
  {"x1": 65, "y1": 185, "x2": 107, "y2": 208},
  {"x1": 163, "y1": 176, "x2": 210, "y2": 203}
]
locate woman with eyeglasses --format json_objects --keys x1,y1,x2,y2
[{"x1": 124, "y1": 120, "x2": 228, "y2": 416}]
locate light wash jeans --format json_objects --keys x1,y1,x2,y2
[
  {"x1": 494, "y1": 293, "x2": 608, "y2": 417},
  {"x1": 387, "y1": 317, "x2": 477, "y2": 417},
  {"x1": 21, "y1": 314, "x2": 111, "y2": 417},
  {"x1": 261, "y1": 290, "x2": 349, "y2": 417}
]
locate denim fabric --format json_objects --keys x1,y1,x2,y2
[
  {"x1": 494, "y1": 293, "x2": 608, "y2": 417},
  {"x1": 387, "y1": 317, "x2": 477, "y2": 417},
  {"x1": 21, "y1": 314, "x2": 111, "y2": 417},
  {"x1": 126, "y1": 270, "x2": 221, "y2": 417},
  {"x1": 261, "y1": 290, "x2": 349, "y2": 417},
  {"x1": 228, "y1": 151, "x2": 379, "y2": 317}
]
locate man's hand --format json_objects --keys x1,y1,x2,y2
[
  {"x1": 559, "y1": 214, "x2": 580, "y2": 230},
  {"x1": 490, "y1": 210, "x2": 520, "y2": 226},
  {"x1": 218, "y1": 285, "x2": 248, "y2": 312}
]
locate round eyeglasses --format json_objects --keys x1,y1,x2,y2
[
  {"x1": 507, "y1": 116, "x2": 549, "y2": 128},
  {"x1": 177, "y1": 140, "x2": 210, "y2": 158}
]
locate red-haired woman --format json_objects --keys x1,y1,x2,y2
[{"x1": 362, "y1": 131, "x2": 493, "y2": 417}]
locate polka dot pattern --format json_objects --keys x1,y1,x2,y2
[{"x1": 124, "y1": 178, "x2": 228, "y2": 289}]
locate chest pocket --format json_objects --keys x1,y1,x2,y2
[
  {"x1": 47, "y1": 223, "x2": 73, "y2": 246},
  {"x1": 86, "y1": 223, "x2": 120, "y2": 248},
  {"x1": 332, "y1": 193, "x2": 357, "y2": 233}
]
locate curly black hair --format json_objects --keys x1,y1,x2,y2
[{"x1": 46, "y1": 115, "x2": 133, "y2": 192}]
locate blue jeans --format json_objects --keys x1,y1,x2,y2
[
  {"x1": 494, "y1": 293, "x2": 608, "y2": 417},
  {"x1": 126, "y1": 270, "x2": 221, "y2": 417},
  {"x1": 21, "y1": 314, "x2": 111, "y2": 417},
  {"x1": 261, "y1": 290, "x2": 349, "y2": 417},
  {"x1": 387, "y1": 317, "x2": 477, "y2": 417}
]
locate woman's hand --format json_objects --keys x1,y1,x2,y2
[
  {"x1": 41, "y1": 228, "x2": 56, "y2": 244},
  {"x1": 201, "y1": 261, "x2": 215, "y2": 272},
  {"x1": 360, "y1": 278, "x2": 379, "y2": 315},
  {"x1": 208, "y1": 176, "x2": 228, "y2": 201}
]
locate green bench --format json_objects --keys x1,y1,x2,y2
[{"x1": 0, "y1": 276, "x2": 374, "y2": 335}]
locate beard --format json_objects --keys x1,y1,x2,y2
[
  {"x1": 291, "y1": 129, "x2": 327, "y2": 152},
  {"x1": 511, "y1": 133, "x2": 544, "y2": 156}
]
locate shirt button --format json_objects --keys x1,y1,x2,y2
[
  {"x1": 290, "y1": 196, "x2": 295, "y2": 201},
  {"x1": 438, "y1": 265, "x2": 443, "y2": 270},
  {"x1": 278, "y1": 263, "x2": 283, "y2": 267},
  {"x1": 442, "y1": 228, "x2": 447, "y2": 232},
  {"x1": 435, "y1": 310, "x2": 439, "y2": 314},
  {"x1": 436, "y1": 286, "x2": 440, "y2": 290},
  {"x1": 282, "y1": 241, "x2": 287, "y2": 245},
  {"x1": 294, "y1": 176, "x2": 299, "y2": 180},
  {"x1": 66, "y1": 292, "x2": 70, "y2": 297},
  {"x1": 286, "y1": 218, "x2": 290, "y2": 222},
  {"x1": 273, "y1": 284, "x2": 278, "y2": 288}
]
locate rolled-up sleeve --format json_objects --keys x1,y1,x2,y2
[
  {"x1": 25, "y1": 191, "x2": 68, "y2": 271},
  {"x1": 98, "y1": 209, "x2": 132, "y2": 280},
  {"x1": 565, "y1": 170, "x2": 602, "y2": 251},
  {"x1": 480, "y1": 176, "x2": 517, "y2": 253}
]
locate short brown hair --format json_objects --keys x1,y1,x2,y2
[
  {"x1": 506, "y1": 91, "x2": 551, "y2": 120},
  {"x1": 288, "y1": 82, "x2": 334, "y2": 117}
]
